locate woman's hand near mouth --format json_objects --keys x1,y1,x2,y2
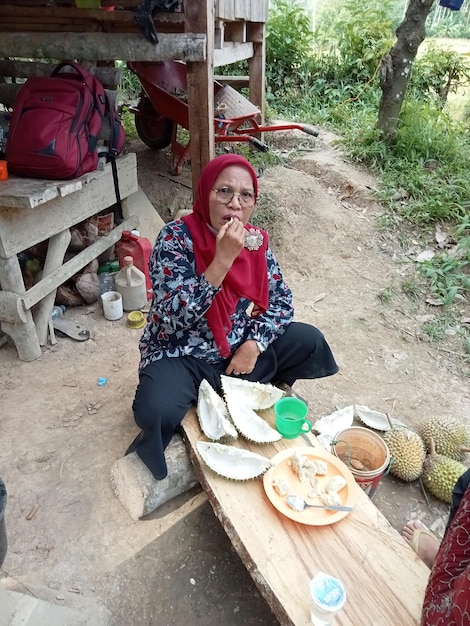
[{"x1": 205, "y1": 217, "x2": 245, "y2": 287}]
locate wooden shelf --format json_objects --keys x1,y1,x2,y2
[{"x1": 0, "y1": 0, "x2": 268, "y2": 200}]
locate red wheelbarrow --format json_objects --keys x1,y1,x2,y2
[{"x1": 128, "y1": 60, "x2": 319, "y2": 175}]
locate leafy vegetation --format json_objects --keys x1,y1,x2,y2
[
  {"x1": 266, "y1": 0, "x2": 314, "y2": 84},
  {"x1": 410, "y1": 44, "x2": 470, "y2": 108},
  {"x1": 117, "y1": 60, "x2": 141, "y2": 104},
  {"x1": 426, "y1": 2, "x2": 470, "y2": 38},
  {"x1": 119, "y1": 106, "x2": 138, "y2": 139},
  {"x1": 263, "y1": 0, "x2": 470, "y2": 355}
]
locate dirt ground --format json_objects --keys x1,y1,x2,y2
[{"x1": 1, "y1": 130, "x2": 469, "y2": 625}]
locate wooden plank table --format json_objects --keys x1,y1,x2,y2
[
  {"x1": 182, "y1": 409, "x2": 429, "y2": 626},
  {"x1": 0, "y1": 153, "x2": 139, "y2": 361}
]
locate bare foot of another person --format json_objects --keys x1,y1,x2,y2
[{"x1": 402, "y1": 520, "x2": 440, "y2": 569}]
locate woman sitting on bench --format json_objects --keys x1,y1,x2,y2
[{"x1": 127, "y1": 153, "x2": 339, "y2": 479}]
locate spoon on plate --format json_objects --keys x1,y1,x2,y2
[{"x1": 286, "y1": 495, "x2": 353, "y2": 513}]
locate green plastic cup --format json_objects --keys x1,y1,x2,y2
[{"x1": 274, "y1": 397, "x2": 311, "y2": 439}]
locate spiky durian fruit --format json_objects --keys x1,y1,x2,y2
[
  {"x1": 421, "y1": 438, "x2": 468, "y2": 504},
  {"x1": 420, "y1": 415, "x2": 470, "y2": 462},
  {"x1": 382, "y1": 427, "x2": 426, "y2": 482}
]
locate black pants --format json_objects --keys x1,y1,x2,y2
[
  {"x1": 446, "y1": 467, "x2": 470, "y2": 534},
  {"x1": 131, "y1": 322, "x2": 338, "y2": 479}
]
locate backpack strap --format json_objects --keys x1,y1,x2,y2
[
  {"x1": 110, "y1": 157, "x2": 123, "y2": 226},
  {"x1": 105, "y1": 91, "x2": 123, "y2": 225},
  {"x1": 52, "y1": 60, "x2": 89, "y2": 81}
]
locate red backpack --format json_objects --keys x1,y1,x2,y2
[{"x1": 6, "y1": 61, "x2": 107, "y2": 179}]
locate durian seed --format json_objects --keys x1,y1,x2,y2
[{"x1": 350, "y1": 458, "x2": 365, "y2": 471}]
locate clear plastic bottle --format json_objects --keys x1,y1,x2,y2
[
  {"x1": 51, "y1": 305, "x2": 66, "y2": 320},
  {"x1": 115, "y1": 256, "x2": 147, "y2": 311},
  {"x1": 0, "y1": 111, "x2": 11, "y2": 158},
  {"x1": 99, "y1": 272, "x2": 117, "y2": 295},
  {"x1": 309, "y1": 572, "x2": 346, "y2": 625}
]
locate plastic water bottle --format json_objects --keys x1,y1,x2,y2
[
  {"x1": 309, "y1": 572, "x2": 346, "y2": 625},
  {"x1": 99, "y1": 272, "x2": 117, "y2": 294},
  {"x1": 51, "y1": 305, "x2": 66, "y2": 320},
  {"x1": 0, "y1": 112, "x2": 10, "y2": 158}
]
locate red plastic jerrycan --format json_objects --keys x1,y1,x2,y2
[{"x1": 116, "y1": 231, "x2": 152, "y2": 294}]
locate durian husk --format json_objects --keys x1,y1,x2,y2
[
  {"x1": 75, "y1": 272, "x2": 100, "y2": 304},
  {"x1": 56, "y1": 284, "x2": 84, "y2": 307},
  {"x1": 68, "y1": 218, "x2": 99, "y2": 252},
  {"x1": 382, "y1": 427, "x2": 425, "y2": 482},
  {"x1": 420, "y1": 415, "x2": 470, "y2": 462},
  {"x1": 421, "y1": 437, "x2": 468, "y2": 504}
]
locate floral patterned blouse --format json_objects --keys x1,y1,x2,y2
[{"x1": 138, "y1": 219, "x2": 294, "y2": 371}]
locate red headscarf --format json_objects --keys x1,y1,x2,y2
[{"x1": 182, "y1": 154, "x2": 269, "y2": 358}]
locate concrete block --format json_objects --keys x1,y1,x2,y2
[{"x1": 0, "y1": 587, "x2": 108, "y2": 626}]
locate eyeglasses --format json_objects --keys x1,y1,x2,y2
[{"x1": 212, "y1": 186, "x2": 256, "y2": 207}]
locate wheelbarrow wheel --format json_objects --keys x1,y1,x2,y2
[{"x1": 135, "y1": 96, "x2": 174, "y2": 150}]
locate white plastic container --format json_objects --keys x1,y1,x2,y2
[
  {"x1": 309, "y1": 572, "x2": 346, "y2": 625},
  {"x1": 101, "y1": 291, "x2": 123, "y2": 321},
  {"x1": 115, "y1": 255, "x2": 147, "y2": 312}
]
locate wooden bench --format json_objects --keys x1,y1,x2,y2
[
  {"x1": 111, "y1": 406, "x2": 430, "y2": 623},
  {"x1": 0, "y1": 153, "x2": 139, "y2": 360},
  {"x1": 180, "y1": 410, "x2": 430, "y2": 626}
]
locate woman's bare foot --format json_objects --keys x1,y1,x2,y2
[{"x1": 402, "y1": 520, "x2": 440, "y2": 569}]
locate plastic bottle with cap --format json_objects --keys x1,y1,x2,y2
[
  {"x1": 309, "y1": 572, "x2": 346, "y2": 625},
  {"x1": 115, "y1": 230, "x2": 152, "y2": 295},
  {"x1": 115, "y1": 256, "x2": 147, "y2": 312},
  {"x1": 51, "y1": 305, "x2": 66, "y2": 320}
]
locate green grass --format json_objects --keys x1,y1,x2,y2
[
  {"x1": 422, "y1": 318, "x2": 448, "y2": 342},
  {"x1": 119, "y1": 105, "x2": 138, "y2": 139},
  {"x1": 377, "y1": 287, "x2": 394, "y2": 304},
  {"x1": 421, "y1": 312, "x2": 469, "y2": 345},
  {"x1": 401, "y1": 279, "x2": 423, "y2": 301},
  {"x1": 419, "y1": 253, "x2": 470, "y2": 305}
]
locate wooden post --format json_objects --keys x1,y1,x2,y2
[
  {"x1": 248, "y1": 34, "x2": 266, "y2": 132},
  {"x1": 0, "y1": 255, "x2": 41, "y2": 361},
  {"x1": 184, "y1": 0, "x2": 215, "y2": 197},
  {"x1": 33, "y1": 228, "x2": 71, "y2": 346},
  {"x1": 0, "y1": 291, "x2": 27, "y2": 324}
]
